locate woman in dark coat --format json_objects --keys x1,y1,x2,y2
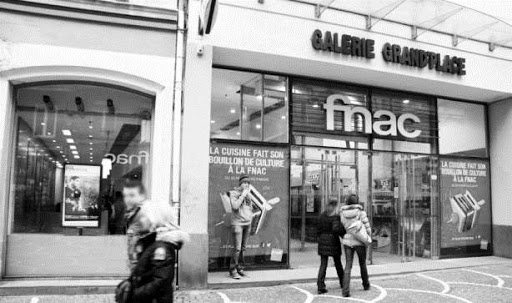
[{"x1": 317, "y1": 200, "x2": 346, "y2": 294}]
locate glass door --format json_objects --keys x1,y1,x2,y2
[
  {"x1": 370, "y1": 152, "x2": 438, "y2": 263},
  {"x1": 290, "y1": 147, "x2": 369, "y2": 267}
]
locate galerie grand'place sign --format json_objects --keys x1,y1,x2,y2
[
  {"x1": 324, "y1": 94, "x2": 422, "y2": 138},
  {"x1": 311, "y1": 29, "x2": 466, "y2": 76}
]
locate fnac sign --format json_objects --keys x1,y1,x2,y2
[{"x1": 324, "y1": 94, "x2": 421, "y2": 139}]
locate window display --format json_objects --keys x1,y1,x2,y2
[{"x1": 12, "y1": 83, "x2": 153, "y2": 235}]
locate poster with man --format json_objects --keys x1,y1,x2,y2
[
  {"x1": 440, "y1": 158, "x2": 491, "y2": 251},
  {"x1": 208, "y1": 142, "x2": 289, "y2": 270},
  {"x1": 62, "y1": 164, "x2": 101, "y2": 227}
]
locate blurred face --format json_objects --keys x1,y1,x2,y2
[
  {"x1": 71, "y1": 178, "x2": 81, "y2": 188},
  {"x1": 123, "y1": 187, "x2": 146, "y2": 209},
  {"x1": 240, "y1": 181, "x2": 250, "y2": 190}
]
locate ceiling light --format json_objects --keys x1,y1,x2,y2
[
  {"x1": 52, "y1": 140, "x2": 56, "y2": 143},
  {"x1": 403, "y1": 99, "x2": 410, "y2": 104},
  {"x1": 256, "y1": 124, "x2": 261, "y2": 129},
  {"x1": 70, "y1": 145, "x2": 77, "y2": 150},
  {"x1": 89, "y1": 142, "x2": 93, "y2": 145},
  {"x1": 90, "y1": 148, "x2": 93, "y2": 151},
  {"x1": 56, "y1": 146, "x2": 61, "y2": 149},
  {"x1": 41, "y1": 122, "x2": 46, "y2": 126},
  {"x1": 211, "y1": 120, "x2": 215, "y2": 124},
  {"x1": 62, "y1": 130, "x2": 72, "y2": 136},
  {"x1": 312, "y1": 104, "x2": 320, "y2": 108},
  {"x1": 66, "y1": 138, "x2": 75, "y2": 143},
  {"x1": 89, "y1": 135, "x2": 93, "y2": 138},
  {"x1": 60, "y1": 151, "x2": 63, "y2": 154},
  {"x1": 74, "y1": 155, "x2": 80, "y2": 159},
  {"x1": 47, "y1": 132, "x2": 51, "y2": 135},
  {"x1": 230, "y1": 109, "x2": 236, "y2": 114},
  {"x1": 90, "y1": 160, "x2": 93, "y2": 162},
  {"x1": 72, "y1": 151, "x2": 79, "y2": 155},
  {"x1": 90, "y1": 152, "x2": 93, "y2": 155},
  {"x1": 236, "y1": 132, "x2": 241, "y2": 136},
  {"x1": 88, "y1": 121, "x2": 93, "y2": 129},
  {"x1": 281, "y1": 115, "x2": 286, "y2": 120}
]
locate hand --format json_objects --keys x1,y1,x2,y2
[{"x1": 242, "y1": 188, "x2": 250, "y2": 197}]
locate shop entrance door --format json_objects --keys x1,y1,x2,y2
[
  {"x1": 290, "y1": 147, "x2": 369, "y2": 267},
  {"x1": 370, "y1": 153, "x2": 438, "y2": 263}
]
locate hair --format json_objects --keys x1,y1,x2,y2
[
  {"x1": 346, "y1": 194, "x2": 359, "y2": 205},
  {"x1": 70, "y1": 176, "x2": 80, "y2": 181},
  {"x1": 123, "y1": 180, "x2": 146, "y2": 194},
  {"x1": 328, "y1": 200, "x2": 338, "y2": 207}
]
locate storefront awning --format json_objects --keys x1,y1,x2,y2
[{"x1": 300, "y1": 0, "x2": 512, "y2": 50}]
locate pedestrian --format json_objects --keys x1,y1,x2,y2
[
  {"x1": 228, "y1": 175, "x2": 253, "y2": 279},
  {"x1": 339, "y1": 194, "x2": 371, "y2": 297},
  {"x1": 317, "y1": 200, "x2": 346, "y2": 294},
  {"x1": 116, "y1": 183, "x2": 189, "y2": 303}
]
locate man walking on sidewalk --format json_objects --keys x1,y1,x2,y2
[{"x1": 228, "y1": 175, "x2": 254, "y2": 279}]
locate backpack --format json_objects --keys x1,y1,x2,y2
[{"x1": 345, "y1": 213, "x2": 372, "y2": 246}]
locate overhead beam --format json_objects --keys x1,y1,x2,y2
[
  {"x1": 315, "y1": 0, "x2": 336, "y2": 18},
  {"x1": 367, "y1": 0, "x2": 407, "y2": 30},
  {"x1": 413, "y1": 7, "x2": 464, "y2": 40}
]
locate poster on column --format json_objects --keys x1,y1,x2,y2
[
  {"x1": 440, "y1": 158, "x2": 491, "y2": 250},
  {"x1": 208, "y1": 142, "x2": 289, "y2": 270},
  {"x1": 62, "y1": 164, "x2": 101, "y2": 227}
]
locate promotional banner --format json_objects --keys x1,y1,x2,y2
[
  {"x1": 440, "y1": 158, "x2": 491, "y2": 249},
  {"x1": 208, "y1": 142, "x2": 289, "y2": 270},
  {"x1": 62, "y1": 164, "x2": 101, "y2": 227}
]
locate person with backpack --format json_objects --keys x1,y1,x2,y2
[
  {"x1": 339, "y1": 194, "x2": 371, "y2": 297},
  {"x1": 316, "y1": 200, "x2": 346, "y2": 294}
]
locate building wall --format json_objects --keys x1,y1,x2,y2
[
  {"x1": 0, "y1": 1, "x2": 177, "y2": 278},
  {"x1": 489, "y1": 98, "x2": 512, "y2": 258}
]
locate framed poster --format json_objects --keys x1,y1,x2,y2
[
  {"x1": 440, "y1": 158, "x2": 491, "y2": 253},
  {"x1": 62, "y1": 164, "x2": 102, "y2": 227}
]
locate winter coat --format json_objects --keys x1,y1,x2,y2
[
  {"x1": 317, "y1": 212, "x2": 346, "y2": 256},
  {"x1": 128, "y1": 230, "x2": 179, "y2": 303},
  {"x1": 340, "y1": 204, "x2": 371, "y2": 247}
]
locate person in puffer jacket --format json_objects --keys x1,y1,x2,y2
[
  {"x1": 316, "y1": 200, "x2": 346, "y2": 294},
  {"x1": 339, "y1": 194, "x2": 371, "y2": 298},
  {"x1": 117, "y1": 198, "x2": 190, "y2": 303}
]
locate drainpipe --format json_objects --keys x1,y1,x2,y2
[{"x1": 172, "y1": 0, "x2": 187, "y2": 214}]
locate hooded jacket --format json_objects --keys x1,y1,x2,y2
[
  {"x1": 129, "y1": 228, "x2": 189, "y2": 303},
  {"x1": 340, "y1": 204, "x2": 371, "y2": 247}
]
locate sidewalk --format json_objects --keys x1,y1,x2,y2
[{"x1": 0, "y1": 256, "x2": 509, "y2": 296}]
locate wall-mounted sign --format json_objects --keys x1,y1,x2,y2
[
  {"x1": 311, "y1": 29, "x2": 466, "y2": 76},
  {"x1": 324, "y1": 94, "x2": 422, "y2": 138}
]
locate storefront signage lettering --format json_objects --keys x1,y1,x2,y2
[
  {"x1": 104, "y1": 151, "x2": 149, "y2": 165},
  {"x1": 381, "y1": 43, "x2": 466, "y2": 76},
  {"x1": 311, "y1": 29, "x2": 375, "y2": 59},
  {"x1": 311, "y1": 30, "x2": 466, "y2": 76},
  {"x1": 324, "y1": 94, "x2": 422, "y2": 138}
]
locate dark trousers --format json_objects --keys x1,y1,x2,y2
[
  {"x1": 229, "y1": 224, "x2": 250, "y2": 272},
  {"x1": 343, "y1": 245, "x2": 370, "y2": 295},
  {"x1": 317, "y1": 255, "x2": 344, "y2": 290}
]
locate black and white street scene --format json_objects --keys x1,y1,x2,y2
[{"x1": 0, "y1": 0, "x2": 512, "y2": 302}]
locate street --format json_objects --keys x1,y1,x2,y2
[{"x1": 2, "y1": 263, "x2": 512, "y2": 303}]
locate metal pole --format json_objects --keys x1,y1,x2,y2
[{"x1": 300, "y1": 148, "x2": 306, "y2": 251}]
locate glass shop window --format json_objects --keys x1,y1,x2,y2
[
  {"x1": 371, "y1": 90, "x2": 437, "y2": 154},
  {"x1": 438, "y1": 99, "x2": 488, "y2": 158},
  {"x1": 210, "y1": 69, "x2": 289, "y2": 143},
  {"x1": 12, "y1": 83, "x2": 154, "y2": 235}
]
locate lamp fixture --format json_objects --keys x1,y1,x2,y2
[
  {"x1": 69, "y1": 145, "x2": 77, "y2": 150},
  {"x1": 62, "y1": 130, "x2": 72, "y2": 136},
  {"x1": 107, "y1": 99, "x2": 115, "y2": 114},
  {"x1": 75, "y1": 97, "x2": 85, "y2": 112},
  {"x1": 66, "y1": 138, "x2": 75, "y2": 143},
  {"x1": 43, "y1": 95, "x2": 55, "y2": 111},
  {"x1": 403, "y1": 99, "x2": 410, "y2": 104},
  {"x1": 88, "y1": 121, "x2": 93, "y2": 129}
]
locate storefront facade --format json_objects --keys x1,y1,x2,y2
[
  {"x1": 180, "y1": 0, "x2": 512, "y2": 288},
  {"x1": 0, "y1": 0, "x2": 178, "y2": 278}
]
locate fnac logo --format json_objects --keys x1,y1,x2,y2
[{"x1": 323, "y1": 94, "x2": 421, "y2": 139}]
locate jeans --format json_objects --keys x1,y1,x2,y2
[
  {"x1": 229, "y1": 224, "x2": 250, "y2": 272},
  {"x1": 317, "y1": 255, "x2": 344, "y2": 291},
  {"x1": 343, "y1": 245, "x2": 370, "y2": 295}
]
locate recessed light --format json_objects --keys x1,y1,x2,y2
[
  {"x1": 41, "y1": 122, "x2": 46, "y2": 126},
  {"x1": 90, "y1": 148, "x2": 93, "y2": 151},
  {"x1": 74, "y1": 155, "x2": 80, "y2": 159},
  {"x1": 72, "y1": 151, "x2": 79, "y2": 155},
  {"x1": 62, "y1": 130, "x2": 72, "y2": 136},
  {"x1": 89, "y1": 135, "x2": 93, "y2": 138},
  {"x1": 256, "y1": 124, "x2": 261, "y2": 129},
  {"x1": 56, "y1": 146, "x2": 61, "y2": 149},
  {"x1": 47, "y1": 132, "x2": 51, "y2": 135},
  {"x1": 89, "y1": 142, "x2": 93, "y2": 145},
  {"x1": 52, "y1": 140, "x2": 56, "y2": 143},
  {"x1": 281, "y1": 115, "x2": 286, "y2": 120},
  {"x1": 211, "y1": 120, "x2": 215, "y2": 124},
  {"x1": 312, "y1": 104, "x2": 319, "y2": 108},
  {"x1": 236, "y1": 132, "x2": 240, "y2": 136},
  {"x1": 403, "y1": 99, "x2": 410, "y2": 104},
  {"x1": 70, "y1": 145, "x2": 77, "y2": 150},
  {"x1": 90, "y1": 152, "x2": 93, "y2": 155},
  {"x1": 230, "y1": 109, "x2": 236, "y2": 114},
  {"x1": 60, "y1": 151, "x2": 64, "y2": 153},
  {"x1": 66, "y1": 138, "x2": 75, "y2": 143}
]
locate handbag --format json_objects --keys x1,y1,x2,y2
[
  {"x1": 115, "y1": 279, "x2": 132, "y2": 303},
  {"x1": 346, "y1": 216, "x2": 372, "y2": 246}
]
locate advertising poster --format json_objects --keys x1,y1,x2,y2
[
  {"x1": 440, "y1": 158, "x2": 491, "y2": 250},
  {"x1": 208, "y1": 142, "x2": 289, "y2": 270},
  {"x1": 62, "y1": 164, "x2": 101, "y2": 227}
]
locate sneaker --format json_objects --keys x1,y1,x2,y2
[
  {"x1": 364, "y1": 285, "x2": 371, "y2": 291},
  {"x1": 342, "y1": 292, "x2": 350, "y2": 297},
  {"x1": 317, "y1": 289, "x2": 328, "y2": 295},
  {"x1": 237, "y1": 270, "x2": 247, "y2": 277},
  {"x1": 230, "y1": 271, "x2": 241, "y2": 280}
]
